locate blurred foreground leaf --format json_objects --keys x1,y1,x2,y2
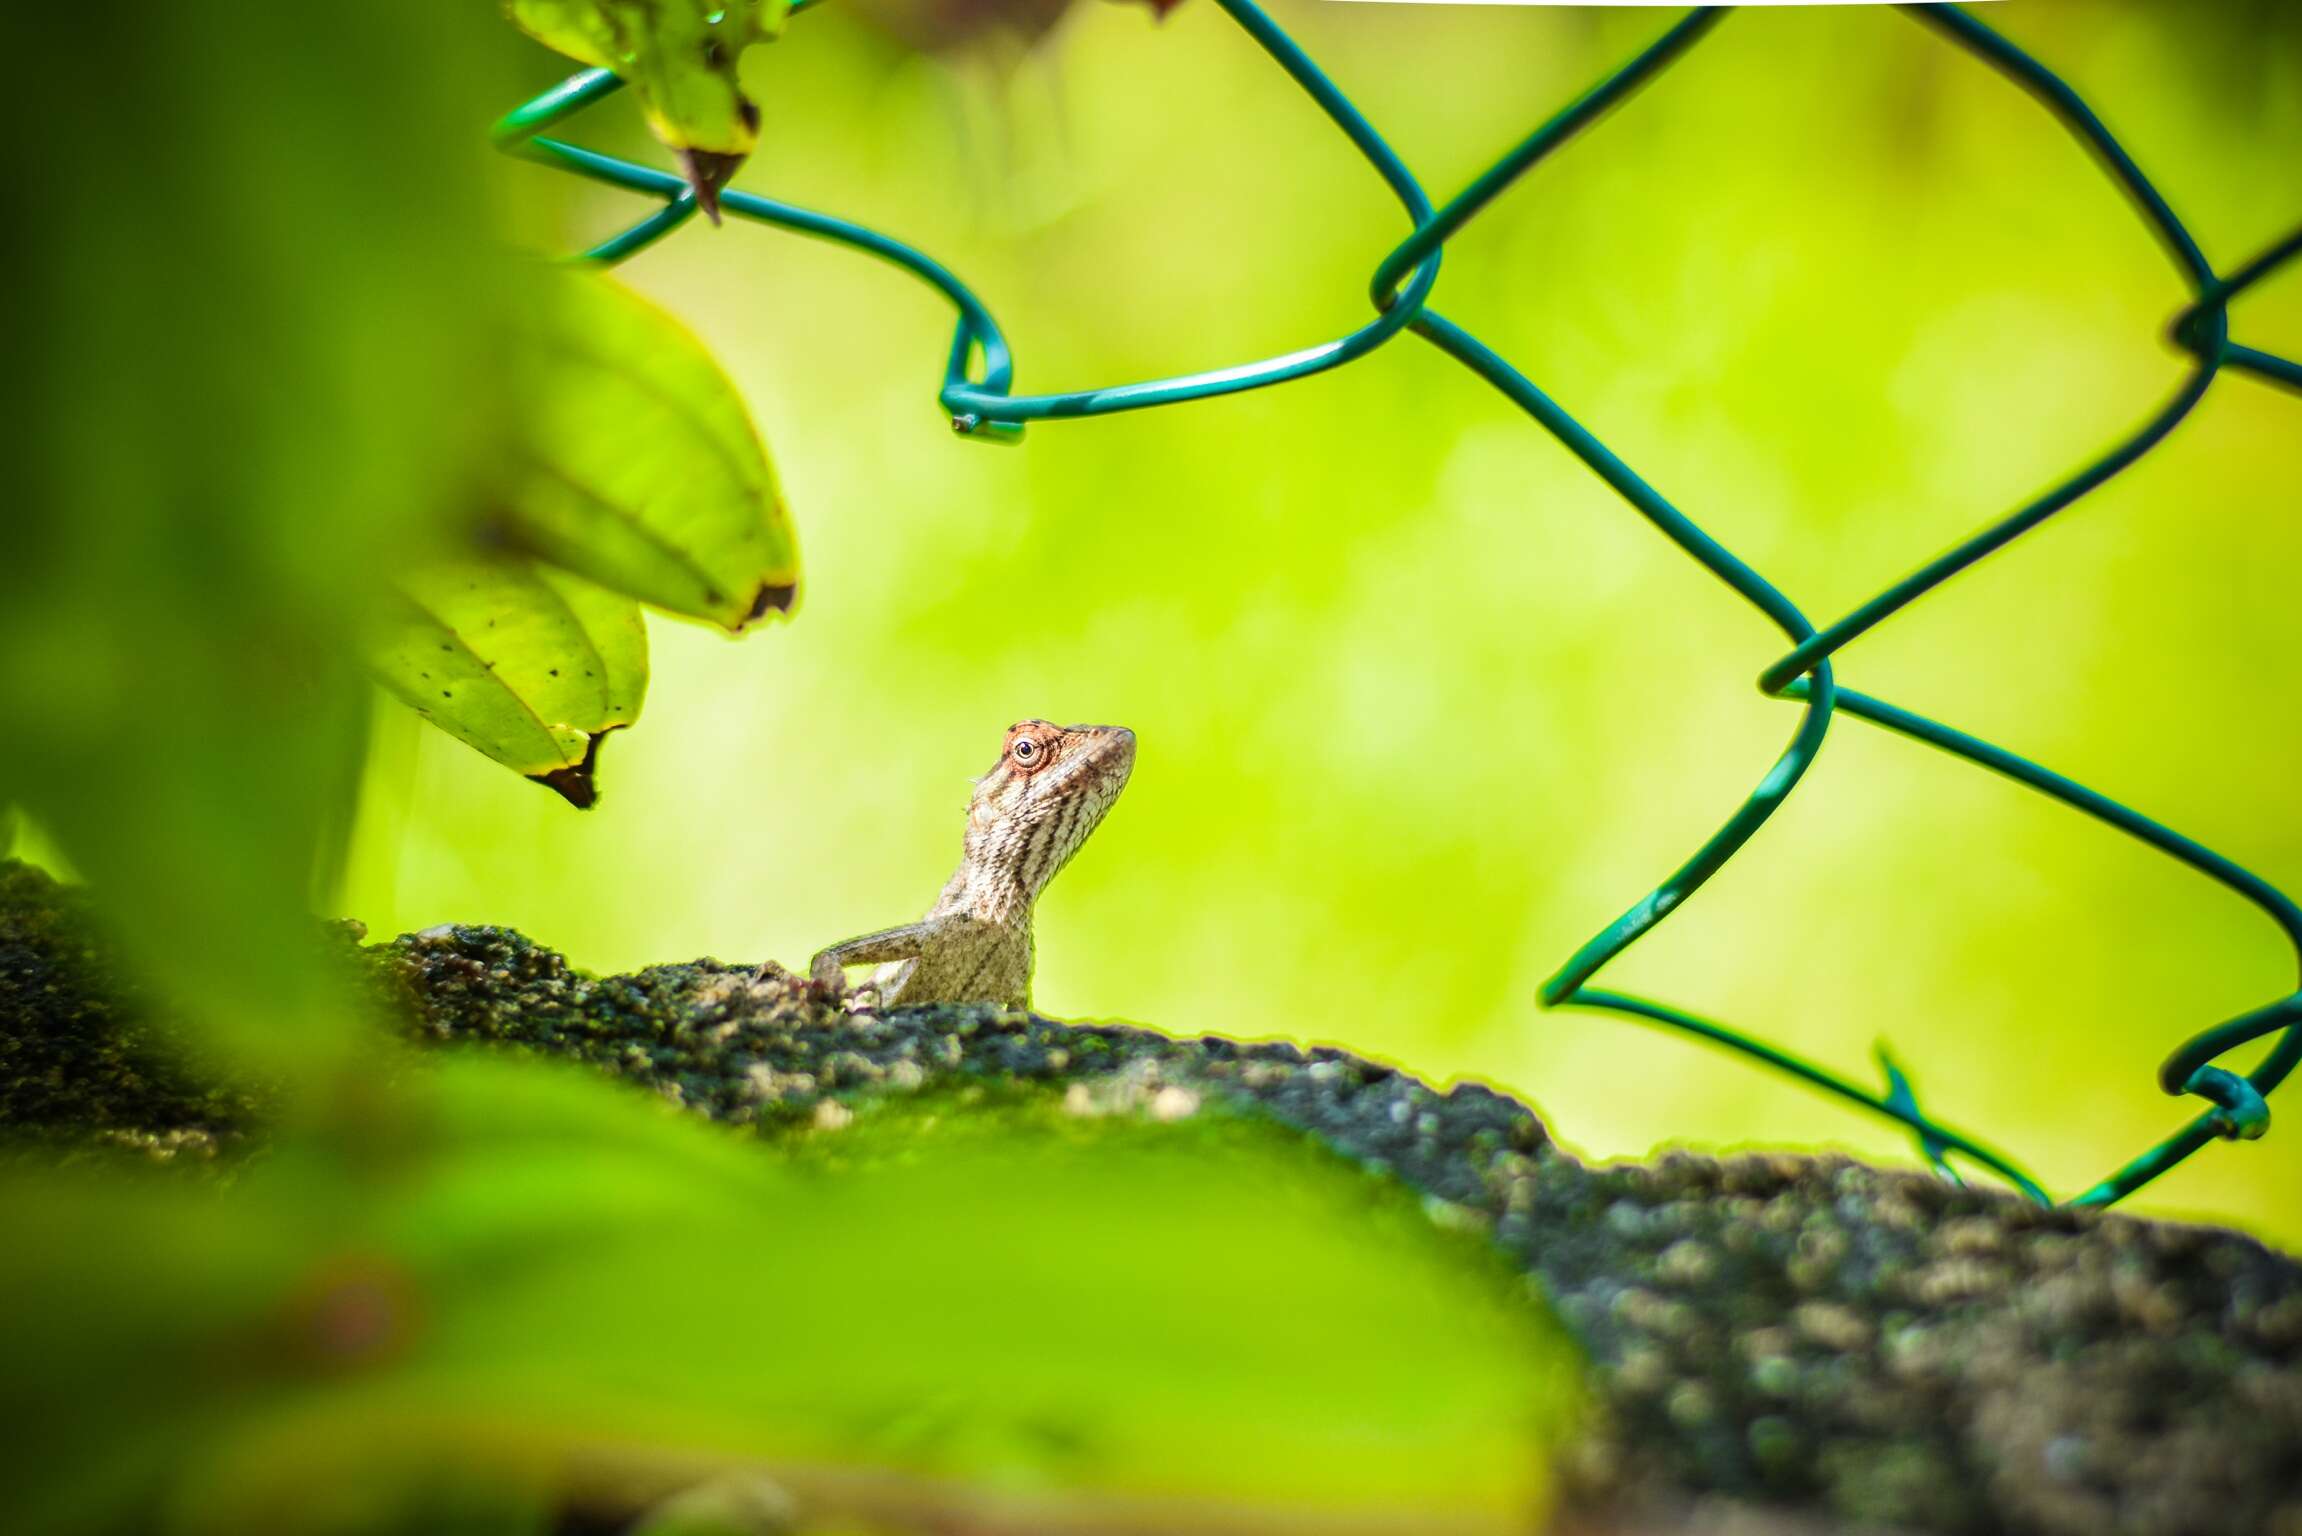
[
  {"x1": 0, "y1": 1057, "x2": 1581, "y2": 1536},
  {"x1": 0, "y1": 4, "x2": 522, "y2": 1082},
  {"x1": 508, "y1": 273, "x2": 799, "y2": 633},
  {"x1": 368, "y1": 561, "x2": 648, "y2": 808}
]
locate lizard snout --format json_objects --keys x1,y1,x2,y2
[{"x1": 1063, "y1": 724, "x2": 1135, "y2": 787}]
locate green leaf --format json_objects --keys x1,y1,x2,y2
[
  {"x1": 509, "y1": 272, "x2": 799, "y2": 633},
  {"x1": 0, "y1": 1060, "x2": 1585, "y2": 1536},
  {"x1": 506, "y1": 0, "x2": 788, "y2": 195},
  {"x1": 364, "y1": 268, "x2": 787, "y2": 801},
  {"x1": 367, "y1": 558, "x2": 649, "y2": 807},
  {"x1": 0, "y1": 0, "x2": 524, "y2": 1086},
  {"x1": 535, "y1": 564, "x2": 649, "y2": 728}
]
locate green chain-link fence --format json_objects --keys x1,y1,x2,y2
[{"x1": 493, "y1": 1, "x2": 2302, "y2": 1211}]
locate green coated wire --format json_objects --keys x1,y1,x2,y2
[
  {"x1": 1405, "y1": 306, "x2": 1840, "y2": 1012},
  {"x1": 491, "y1": 0, "x2": 2302, "y2": 1213},
  {"x1": 1787, "y1": 680, "x2": 2302, "y2": 1202},
  {"x1": 2175, "y1": 224, "x2": 2302, "y2": 393},
  {"x1": 2175, "y1": 225, "x2": 2302, "y2": 347},
  {"x1": 939, "y1": 0, "x2": 1447, "y2": 428},
  {"x1": 1367, "y1": 7, "x2": 1725, "y2": 310},
  {"x1": 1754, "y1": 368, "x2": 2216, "y2": 696},
  {"x1": 1577, "y1": 988, "x2": 2052, "y2": 1204}
]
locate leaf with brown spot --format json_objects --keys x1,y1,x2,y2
[{"x1": 366, "y1": 557, "x2": 648, "y2": 807}]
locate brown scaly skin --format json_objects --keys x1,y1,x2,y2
[{"x1": 807, "y1": 721, "x2": 1135, "y2": 1009}]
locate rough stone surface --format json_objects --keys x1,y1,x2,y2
[
  {"x1": 4, "y1": 860, "x2": 2300, "y2": 1536},
  {"x1": 0, "y1": 862, "x2": 257, "y2": 1161}
]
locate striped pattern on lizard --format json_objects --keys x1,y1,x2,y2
[{"x1": 807, "y1": 720, "x2": 1135, "y2": 1009}]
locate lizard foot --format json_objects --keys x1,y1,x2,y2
[{"x1": 808, "y1": 950, "x2": 848, "y2": 996}]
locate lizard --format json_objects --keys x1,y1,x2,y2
[{"x1": 804, "y1": 719, "x2": 1136, "y2": 1010}]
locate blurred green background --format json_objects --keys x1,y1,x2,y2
[{"x1": 310, "y1": 0, "x2": 2297, "y2": 1245}]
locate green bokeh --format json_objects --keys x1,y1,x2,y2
[
  {"x1": 0, "y1": 1055, "x2": 1576, "y2": 1532},
  {"x1": 345, "y1": 1, "x2": 2302, "y2": 1243}
]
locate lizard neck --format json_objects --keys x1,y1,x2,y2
[
  {"x1": 930, "y1": 860, "x2": 1034, "y2": 926},
  {"x1": 928, "y1": 804, "x2": 1048, "y2": 927}
]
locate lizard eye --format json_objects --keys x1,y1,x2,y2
[{"x1": 1010, "y1": 737, "x2": 1040, "y2": 765}]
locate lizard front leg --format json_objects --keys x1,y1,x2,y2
[{"x1": 807, "y1": 922, "x2": 936, "y2": 995}]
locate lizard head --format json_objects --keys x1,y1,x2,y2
[{"x1": 964, "y1": 720, "x2": 1136, "y2": 898}]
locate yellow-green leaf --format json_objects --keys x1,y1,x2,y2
[
  {"x1": 510, "y1": 272, "x2": 798, "y2": 633},
  {"x1": 366, "y1": 558, "x2": 649, "y2": 807},
  {"x1": 506, "y1": 0, "x2": 788, "y2": 195},
  {"x1": 535, "y1": 563, "x2": 648, "y2": 726}
]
